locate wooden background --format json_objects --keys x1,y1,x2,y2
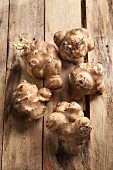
[{"x1": 0, "y1": 0, "x2": 113, "y2": 169}]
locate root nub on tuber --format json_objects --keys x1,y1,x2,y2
[
  {"x1": 12, "y1": 80, "x2": 52, "y2": 120},
  {"x1": 54, "y1": 28, "x2": 94, "y2": 64},
  {"x1": 46, "y1": 101, "x2": 92, "y2": 148},
  {"x1": 14, "y1": 39, "x2": 63, "y2": 90},
  {"x1": 69, "y1": 62, "x2": 105, "y2": 100}
]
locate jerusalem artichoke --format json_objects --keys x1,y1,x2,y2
[
  {"x1": 54, "y1": 28, "x2": 94, "y2": 64},
  {"x1": 14, "y1": 39, "x2": 63, "y2": 90},
  {"x1": 69, "y1": 62, "x2": 105, "y2": 100},
  {"x1": 12, "y1": 80, "x2": 52, "y2": 120},
  {"x1": 46, "y1": 101, "x2": 92, "y2": 147}
]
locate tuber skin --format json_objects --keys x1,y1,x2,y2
[
  {"x1": 54, "y1": 28, "x2": 94, "y2": 64},
  {"x1": 12, "y1": 80, "x2": 52, "y2": 120},
  {"x1": 69, "y1": 62, "x2": 105, "y2": 100},
  {"x1": 46, "y1": 101, "x2": 92, "y2": 147},
  {"x1": 14, "y1": 39, "x2": 62, "y2": 90}
]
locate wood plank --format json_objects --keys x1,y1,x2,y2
[
  {"x1": 0, "y1": 0, "x2": 9, "y2": 169},
  {"x1": 86, "y1": 0, "x2": 113, "y2": 169},
  {"x1": 2, "y1": 0, "x2": 44, "y2": 169},
  {"x1": 44, "y1": 1, "x2": 87, "y2": 169}
]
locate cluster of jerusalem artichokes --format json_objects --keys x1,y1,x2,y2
[{"x1": 13, "y1": 28, "x2": 105, "y2": 149}]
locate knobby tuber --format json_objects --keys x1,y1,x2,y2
[
  {"x1": 54, "y1": 28, "x2": 94, "y2": 64},
  {"x1": 14, "y1": 39, "x2": 62, "y2": 90},
  {"x1": 69, "y1": 62, "x2": 105, "y2": 100},
  {"x1": 12, "y1": 80, "x2": 52, "y2": 120},
  {"x1": 46, "y1": 101, "x2": 92, "y2": 151}
]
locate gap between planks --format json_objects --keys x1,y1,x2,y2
[{"x1": 81, "y1": 0, "x2": 90, "y2": 119}]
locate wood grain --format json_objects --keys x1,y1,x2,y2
[
  {"x1": 86, "y1": 0, "x2": 113, "y2": 169},
  {"x1": 2, "y1": 0, "x2": 44, "y2": 169},
  {"x1": 44, "y1": 1, "x2": 87, "y2": 169},
  {"x1": 1, "y1": 0, "x2": 112, "y2": 169},
  {"x1": 0, "y1": 0, "x2": 9, "y2": 169}
]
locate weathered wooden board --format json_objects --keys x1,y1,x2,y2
[
  {"x1": 2, "y1": 0, "x2": 44, "y2": 169},
  {"x1": 86, "y1": 0, "x2": 113, "y2": 169},
  {"x1": 0, "y1": 0, "x2": 9, "y2": 169},
  {"x1": 44, "y1": 1, "x2": 89, "y2": 170},
  {"x1": 1, "y1": 0, "x2": 113, "y2": 170}
]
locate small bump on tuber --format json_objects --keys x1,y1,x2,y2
[
  {"x1": 13, "y1": 39, "x2": 63, "y2": 90},
  {"x1": 12, "y1": 80, "x2": 52, "y2": 120},
  {"x1": 46, "y1": 101, "x2": 92, "y2": 147},
  {"x1": 69, "y1": 62, "x2": 105, "y2": 100},
  {"x1": 54, "y1": 28, "x2": 94, "y2": 64}
]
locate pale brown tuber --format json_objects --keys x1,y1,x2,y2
[
  {"x1": 69, "y1": 62, "x2": 105, "y2": 100},
  {"x1": 12, "y1": 80, "x2": 52, "y2": 120},
  {"x1": 14, "y1": 39, "x2": 62, "y2": 90},
  {"x1": 54, "y1": 28, "x2": 94, "y2": 64},
  {"x1": 46, "y1": 101, "x2": 92, "y2": 147}
]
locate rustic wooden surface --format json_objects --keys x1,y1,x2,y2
[
  {"x1": 1, "y1": 0, "x2": 44, "y2": 169},
  {"x1": 44, "y1": 1, "x2": 86, "y2": 170},
  {"x1": 86, "y1": 0, "x2": 113, "y2": 169},
  {"x1": 0, "y1": 0, "x2": 113, "y2": 170}
]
